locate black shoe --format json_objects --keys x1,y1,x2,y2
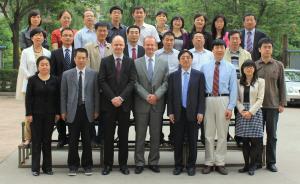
[
  {"x1": 238, "y1": 167, "x2": 249, "y2": 173},
  {"x1": 43, "y1": 170, "x2": 53, "y2": 175},
  {"x1": 120, "y1": 166, "x2": 130, "y2": 175},
  {"x1": 248, "y1": 170, "x2": 255, "y2": 176},
  {"x1": 57, "y1": 141, "x2": 66, "y2": 148},
  {"x1": 215, "y1": 166, "x2": 228, "y2": 175},
  {"x1": 68, "y1": 169, "x2": 77, "y2": 176},
  {"x1": 256, "y1": 164, "x2": 262, "y2": 169},
  {"x1": 84, "y1": 168, "x2": 93, "y2": 176},
  {"x1": 102, "y1": 166, "x2": 112, "y2": 175},
  {"x1": 187, "y1": 167, "x2": 196, "y2": 176},
  {"x1": 148, "y1": 165, "x2": 160, "y2": 173},
  {"x1": 32, "y1": 171, "x2": 40, "y2": 176},
  {"x1": 135, "y1": 166, "x2": 144, "y2": 174},
  {"x1": 173, "y1": 167, "x2": 183, "y2": 175},
  {"x1": 202, "y1": 165, "x2": 213, "y2": 174},
  {"x1": 267, "y1": 164, "x2": 278, "y2": 172}
]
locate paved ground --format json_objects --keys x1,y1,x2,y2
[{"x1": 0, "y1": 96, "x2": 299, "y2": 184}]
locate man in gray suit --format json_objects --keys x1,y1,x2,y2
[
  {"x1": 134, "y1": 36, "x2": 168, "y2": 174},
  {"x1": 61, "y1": 48, "x2": 99, "y2": 176}
]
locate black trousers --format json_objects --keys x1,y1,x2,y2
[
  {"x1": 56, "y1": 119, "x2": 68, "y2": 143},
  {"x1": 173, "y1": 108, "x2": 199, "y2": 169},
  {"x1": 242, "y1": 137, "x2": 261, "y2": 170},
  {"x1": 103, "y1": 108, "x2": 130, "y2": 167},
  {"x1": 68, "y1": 105, "x2": 93, "y2": 170},
  {"x1": 31, "y1": 113, "x2": 54, "y2": 172}
]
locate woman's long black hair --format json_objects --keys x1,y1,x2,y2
[{"x1": 240, "y1": 59, "x2": 258, "y2": 86}]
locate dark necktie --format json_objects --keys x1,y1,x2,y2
[
  {"x1": 78, "y1": 71, "x2": 83, "y2": 105},
  {"x1": 132, "y1": 47, "x2": 137, "y2": 60},
  {"x1": 65, "y1": 48, "x2": 71, "y2": 69},
  {"x1": 213, "y1": 62, "x2": 220, "y2": 96},
  {"x1": 246, "y1": 31, "x2": 253, "y2": 53},
  {"x1": 116, "y1": 58, "x2": 121, "y2": 82}
]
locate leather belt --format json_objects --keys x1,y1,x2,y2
[{"x1": 205, "y1": 93, "x2": 229, "y2": 97}]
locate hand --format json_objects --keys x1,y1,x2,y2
[
  {"x1": 169, "y1": 114, "x2": 175, "y2": 124},
  {"x1": 55, "y1": 115, "x2": 60, "y2": 122},
  {"x1": 61, "y1": 113, "x2": 66, "y2": 121},
  {"x1": 197, "y1": 114, "x2": 203, "y2": 124},
  {"x1": 279, "y1": 105, "x2": 284, "y2": 113},
  {"x1": 225, "y1": 109, "x2": 232, "y2": 120},
  {"x1": 147, "y1": 94, "x2": 157, "y2": 105},
  {"x1": 26, "y1": 116, "x2": 32, "y2": 123},
  {"x1": 94, "y1": 112, "x2": 99, "y2": 120},
  {"x1": 111, "y1": 97, "x2": 122, "y2": 107},
  {"x1": 244, "y1": 111, "x2": 252, "y2": 120}
]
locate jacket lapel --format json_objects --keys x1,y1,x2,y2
[
  {"x1": 175, "y1": 70, "x2": 182, "y2": 102},
  {"x1": 140, "y1": 57, "x2": 149, "y2": 80},
  {"x1": 71, "y1": 69, "x2": 78, "y2": 88},
  {"x1": 84, "y1": 68, "x2": 90, "y2": 90}
]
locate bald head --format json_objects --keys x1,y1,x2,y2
[
  {"x1": 111, "y1": 35, "x2": 125, "y2": 56},
  {"x1": 143, "y1": 36, "x2": 157, "y2": 57}
]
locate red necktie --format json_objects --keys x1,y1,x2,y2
[
  {"x1": 213, "y1": 62, "x2": 219, "y2": 96},
  {"x1": 132, "y1": 47, "x2": 137, "y2": 60}
]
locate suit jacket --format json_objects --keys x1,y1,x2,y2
[
  {"x1": 60, "y1": 67, "x2": 100, "y2": 123},
  {"x1": 98, "y1": 55, "x2": 137, "y2": 112},
  {"x1": 237, "y1": 78, "x2": 265, "y2": 115},
  {"x1": 241, "y1": 29, "x2": 267, "y2": 61},
  {"x1": 167, "y1": 68, "x2": 205, "y2": 122},
  {"x1": 50, "y1": 47, "x2": 75, "y2": 80},
  {"x1": 85, "y1": 42, "x2": 112, "y2": 71},
  {"x1": 134, "y1": 56, "x2": 169, "y2": 113},
  {"x1": 124, "y1": 44, "x2": 145, "y2": 59}
]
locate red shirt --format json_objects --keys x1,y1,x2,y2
[{"x1": 51, "y1": 28, "x2": 77, "y2": 48}]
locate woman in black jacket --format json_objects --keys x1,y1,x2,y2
[{"x1": 25, "y1": 56, "x2": 60, "y2": 176}]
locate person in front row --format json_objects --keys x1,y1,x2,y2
[
  {"x1": 134, "y1": 36, "x2": 168, "y2": 174},
  {"x1": 201, "y1": 39, "x2": 237, "y2": 175},
  {"x1": 61, "y1": 48, "x2": 99, "y2": 176},
  {"x1": 25, "y1": 56, "x2": 60, "y2": 176},
  {"x1": 99, "y1": 35, "x2": 137, "y2": 175},
  {"x1": 168, "y1": 50, "x2": 205, "y2": 176},
  {"x1": 236, "y1": 60, "x2": 265, "y2": 176}
]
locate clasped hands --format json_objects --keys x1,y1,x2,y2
[
  {"x1": 147, "y1": 94, "x2": 157, "y2": 105},
  {"x1": 111, "y1": 96, "x2": 123, "y2": 107}
]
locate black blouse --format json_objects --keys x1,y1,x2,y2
[
  {"x1": 243, "y1": 85, "x2": 250, "y2": 103},
  {"x1": 25, "y1": 74, "x2": 60, "y2": 116}
]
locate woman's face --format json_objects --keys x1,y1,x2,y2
[
  {"x1": 243, "y1": 65, "x2": 255, "y2": 77},
  {"x1": 38, "y1": 59, "x2": 50, "y2": 75},
  {"x1": 60, "y1": 11, "x2": 72, "y2": 28},
  {"x1": 194, "y1": 16, "x2": 205, "y2": 30},
  {"x1": 31, "y1": 32, "x2": 44, "y2": 46},
  {"x1": 30, "y1": 15, "x2": 41, "y2": 27},
  {"x1": 215, "y1": 17, "x2": 224, "y2": 30},
  {"x1": 172, "y1": 18, "x2": 183, "y2": 29}
]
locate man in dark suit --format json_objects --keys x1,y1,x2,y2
[
  {"x1": 168, "y1": 50, "x2": 205, "y2": 176},
  {"x1": 51, "y1": 27, "x2": 76, "y2": 148},
  {"x1": 98, "y1": 35, "x2": 136, "y2": 175},
  {"x1": 241, "y1": 13, "x2": 267, "y2": 61},
  {"x1": 61, "y1": 48, "x2": 100, "y2": 176},
  {"x1": 124, "y1": 25, "x2": 145, "y2": 60}
]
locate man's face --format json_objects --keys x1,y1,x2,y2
[
  {"x1": 127, "y1": 28, "x2": 140, "y2": 44},
  {"x1": 83, "y1": 10, "x2": 95, "y2": 26},
  {"x1": 61, "y1": 30, "x2": 74, "y2": 46},
  {"x1": 111, "y1": 36, "x2": 125, "y2": 56},
  {"x1": 143, "y1": 37, "x2": 157, "y2": 56},
  {"x1": 229, "y1": 33, "x2": 241, "y2": 50},
  {"x1": 110, "y1": 9, "x2": 122, "y2": 22},
  {"x1": 212, "y1": 45, "x2": 225, "y2": 61},
  {"x1": 75, "y1": 51, "x2": 88, "y2": 69},
  {"x1": 162, "y1": 35, "x2": 175, "y2": 50},
  {"x1": 192, "y1": 33, "x2": 205, "y2": 48},
  {"x1": 259, "y1": 43, "x2": 273, "y2": 58},
  {"x1": 179, "y1": 52, "x2": 193, "y2": 69},
  {"x1": 243, "y1": 15, "x2": 256, "y2": 30},
  {"x1": 132, "y1": 8, "x2": 146, "y2": 22},
  {"x1": 96, "y1": 26, "x2": 108, "y2": 41}
]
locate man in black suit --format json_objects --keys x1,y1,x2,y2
[
  {"x1": 98, "y1": 35, "x2": 137, "y2": 175},
  {"x1": 124, "y1": 25, "x2": 145, "y2": 60},
  {"x1": 168, "y1": 50, "x2": 205, "y2": 176},
  {"x1": 241, "y1": 13, "x2": 267, "y2": 61},
  {"x1": 51, "y1": 27, "x2": 75, "y2": 148}
]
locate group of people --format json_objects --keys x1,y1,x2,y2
[{"x1": 15, "y1": 5, "x2": 286, "y2": 177}]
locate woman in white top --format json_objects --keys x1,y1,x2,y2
[{"x1": 16, "y1": 27, "x2": 51, "y2": 146}]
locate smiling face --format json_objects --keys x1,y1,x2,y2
[
  {"x1": 111, "y1": 36, "x2": 125, "y2": 56},
  {"x1": 31, "y1": 32, "x2": 44, "y2": 46},
  {"x1": 83, "y1": 10, "x2": 95, "y2": 27},
  {"x1": 132, "y1": 8, "x2": 146, "y2": 23},
  {"x1": 194, "y1": 16, "x2": 205, "y2": 31},
  {"x1": 243, "y1": 65, "x2": 255, "y2": 78},
  {"x1": 179, "y1": 52, "x2": 193, "y2": 70},
  {"x1": 156, "y1": 13, "x2": 167, "y2": 25},
  {"x1": 30, "y1": 15, "x2": 41, "y2": 27},
  {"x1": 243, "y1": 15, "x2": 256, "y2": 30},
  {"x1": 61, "y1": 29, "x2": 74, "y2": 47},
  {"x1": 60, "y1": 11, "x2": 72, "y2": 28},
  {"x1": 172, "y1": 18, "x2": 183, "y2": 29},
  {"x1": 143, "y1": 37, "x2": 157, "y2": 57},
  {"x1": 212, "y1": 44, "x2": 225, "y2": 62},
  {"x1": 127, "y1": 27, "x2": 140, "y2": 44},
  {"x1": 96, "y1": 26, "x2": 108, "y2": 42},
  {"x1": 192, "y1": 33, "x2": 205, "y2": 49},
  {"x1": 229, "y1": 33, "x2": 241, "y2": 51}
]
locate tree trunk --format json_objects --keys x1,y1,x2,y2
[{"x1": 11, "y1": 22, "x2": 20, "y2": 69}]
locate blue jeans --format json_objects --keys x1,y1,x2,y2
[{"x1": 262, "y1": 108, "x2": 279, "y2": 165}]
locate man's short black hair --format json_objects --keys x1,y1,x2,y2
[
  {"x1": 258, "y1": 37, "x2": 273, "y2": 48},
  {"x1": 191, "y1": 32, "x2": 205, "y2": 39},
  {"x1": 132, "y1": 6, "x2": 146, "y2": 14},
  {"x1": 126, "y1": 25, "x2": 141, "y2": 34},
  {"x1": 109, "y1": 5, "x2": 123, "y2": 14},
  {"x1": 228, "y1": 29, "x2": 241, "y2": 39},
  {"x1": 94, "y1": 22, "x2": 109, "y2": 30},
  {"x1": 156, "y1": 10, "x2": 167, "y2": 18},
  {"x1": 162, "y1": 31, "x2": 175, "y2": 40},
  {"x1": 75, "y1": 48, "x2": 88, "y2": 57},
  {"x1": 178, "y1": 49, "x2": 193, "y2": 60},
  {"x1": 61, "y1": 27, "x2": 74, "y2": 35},
  {"x1": 212, "y1": 39, "x2": 226, "y2": 49},
  {"x1": 243, "y1": 13, "x2": 257, "y2": 21}
]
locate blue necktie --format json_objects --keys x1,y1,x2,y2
[
  {"x1": 65, "y1": 48, "x2": 71, "y2": 69},
  {"x1": 182, "y1": 71, "x2": 189, "y2": 108},
  {"x1": 147, "y1": 58, "x2": 153, "y2": 82}
]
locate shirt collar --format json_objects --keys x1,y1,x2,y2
[
  {"x1": 246, "y1": 28, "x2": 255, "y2": 35},
  {"x1": 113, "y1": 54, "x2": 124, "y2": 61},
  {"x1": 97, "y1": 40, "x2": 107, "y2": 47},
  {"x1": 128, "y1": 43, "x2": 138, "y2": 51},
  {"x1": 76, "y1": 67, "x2": 86, "y2": 74},
  {"x1": 62, "y1": 46, "x2": 72, "y2": 52},
  {"x1": 108, "y1": 22, "x2": 125, "y2": 30},
  {"x1": 181, "y1": 67, "x2": 192, "y2": 75},
  {"x1": 258, "y1": 58, "x2": 275, "y2": 64},
  {"x1": 190, "y1": 48, "x2": 206, "y2": 53},
  {"x1": 83, "y1": 26, "x2": 95, "y2": 32},
  {"x1": 145, "y1": 54, "x2": 155, "y2": 62}
]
